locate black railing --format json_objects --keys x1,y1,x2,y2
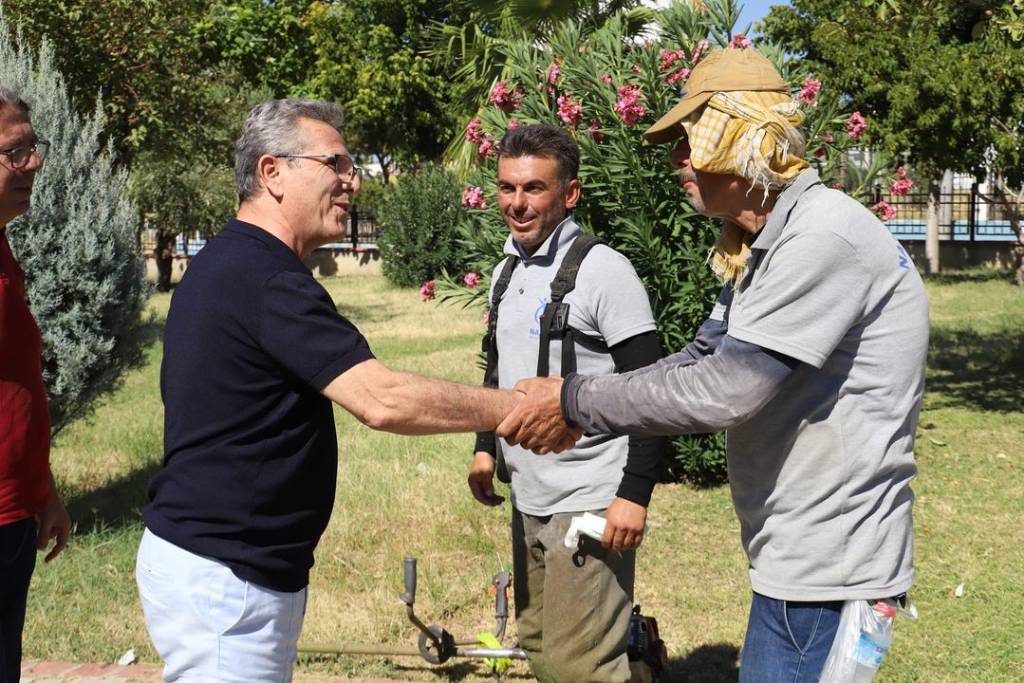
[{"x1": 869, "y1": 183, "x2": 1020, "y2": 243}]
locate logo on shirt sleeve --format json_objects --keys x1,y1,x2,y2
[{"x1": 896, "y1": 244, "x2": 911, "y2": 270}]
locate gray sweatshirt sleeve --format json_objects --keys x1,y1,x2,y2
[{"x1": 562, "y1": 335, "x2": 800, "y2": 436}]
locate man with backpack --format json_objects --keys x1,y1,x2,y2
[{"x1": 468, "y1": 124, "x2": 666, "y2": 683}]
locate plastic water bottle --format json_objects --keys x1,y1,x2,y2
[{"x1": 851, "y1": 600, "x2": 897, "y2": 682}]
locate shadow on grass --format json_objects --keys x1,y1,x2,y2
[
  {"x1": 336, "y1": 300, "x2": 395, "y2": 326},
  {"x1": 375, "y1": 642, "x2": 741, "y2": 681},
  {"x1": 927, "y1": 327, "x2": 1024, "y2": 412},
  {"x1": 663, "y1": 643, "x2": 740, "y2": 682},
  {"x1": 66, "y1": 462, "x2": 159, "y2": 532}
]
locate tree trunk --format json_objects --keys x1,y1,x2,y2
[
  {"x1": 156, "y1": 230, "x2": 175, "y2": 292},
  {"x1": 925, "y1": 176, "x2": 941, "y2": 274},
  {"x1": 376, "y1": 152, "x2": 391, "y2": 185}
]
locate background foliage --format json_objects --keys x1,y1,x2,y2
[
  {"x1": 761, "y1": 0, "x2": 1024, "y2": 280},
  {"x1": 1, "y1": 18, "x2": 148, "y2": 435},
  {"x1": 377, "y1": 165, "x2": 467, "y2": 288},
  {"x1": 436, "y1": 0, "x2": 892, "y2": 481}
]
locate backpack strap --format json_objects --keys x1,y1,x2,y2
[
  {"x1": 537, "y1": 234, "x2": 608, "y2": 377},
  {"x1": 482, "y1": 254, "x2": 519, "y2": 388}
]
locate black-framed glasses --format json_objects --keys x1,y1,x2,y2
[
  {"x1": 278, "y1": 153, "x2": 361, "y2": 181},
  {"x1": 0, "y1": 140, "x2": 48, "y2": 169}
]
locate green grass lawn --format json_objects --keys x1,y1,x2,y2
[{"x1": 24, "y1": 269, "x2": 1024, "y2": 682}]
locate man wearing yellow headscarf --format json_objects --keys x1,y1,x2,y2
[{"x1": 496, "y1": 47, "x2": 930, "y2": 682}]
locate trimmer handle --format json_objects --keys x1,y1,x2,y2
[
  {"x1": 492, "y1": 570, "x2": 511, "y2": 618},
  {"x1": 400, "y1": 557, "x2": 417, "y2": 605}
]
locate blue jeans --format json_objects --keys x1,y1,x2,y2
[
  {"x1": 739, "y1": 592, "x2": 843, "y2": 683},
  {"x1": 0, "y1": 518, "x2": 38, "y2": 683}
]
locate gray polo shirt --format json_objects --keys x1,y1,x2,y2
[
  {"x1": 726, "y1": 169, "x2": 928, "y2": 600},
  {"x1": 564, "y1": 169, "x2": 929, "y2": 601},
  {"x1": 491, "y1": 218, "x2": 657, "y2": 515}
]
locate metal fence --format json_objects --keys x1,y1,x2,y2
[{"x1": 871, "y1": 183, "x2": 1020, "y2": 244}]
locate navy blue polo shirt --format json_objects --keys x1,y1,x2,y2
[{"x1": 144, "y1": 218, "x2": 374, "y2": 592}]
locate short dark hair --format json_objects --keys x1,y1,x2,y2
[{"x1": 498, "y1": 124, "x2": 579, "y2": 186}]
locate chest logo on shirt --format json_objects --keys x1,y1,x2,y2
[{"x1": 529, "y1": 297, "x2": 549, "y2": 337}]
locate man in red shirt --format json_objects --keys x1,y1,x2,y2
[{"x1": 0, "y1": 85, "x2": 71, "y2": 683}]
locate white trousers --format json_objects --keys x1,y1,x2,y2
[{"x1": 136, "y1": 529, "x2": 307, "y2": 682}]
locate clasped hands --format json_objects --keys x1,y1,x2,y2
[{"x1": 497, "y1": 377, "x2": 581, "y2": 454}]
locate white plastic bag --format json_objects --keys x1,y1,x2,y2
[{"x1": 819, "y1": 597, "x2": 917, "y2": 682}]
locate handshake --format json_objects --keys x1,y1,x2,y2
[{"x1": 496, "y1": 377, "x2": 583, "y2": 454}]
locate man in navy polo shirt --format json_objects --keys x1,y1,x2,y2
[{"x1": 137, "y1": 99, "x2": 533, "y2": 683}]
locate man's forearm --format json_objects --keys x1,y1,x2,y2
[
  {"x1": 563, "y1": 336, "x2": 798, "y2": 436},
  {"x1": 367, "y1": 371, "x2": 519, "y2": 434},
  {"x1": 325, "y1": 359, "x2": 519, "y2": 435}
]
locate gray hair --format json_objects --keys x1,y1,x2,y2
[
  {"x1": 234, "y1": 98, "x2": 345, "y2": 202},
  {"x1": 0, "y1": 85, "x2": 30, "y2": 113}
]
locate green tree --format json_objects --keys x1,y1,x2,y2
[
  {"x1": 1, "y1": 20, "x2": 148, "y2": 435},
  {"x1": 192, "y1": 0, "x2": 319, "y2": 97},
  {"x1": 761, "y1": 0, "x2": 1024, "y2": 279},
  {"x1": 1, "y1": 1, "x2": 292, "y2": 285},
  {"x1": 303, "y1": 0, "x2": 471, "y2": 183},
  {"x1": 0, "y1": 0, "x2": 209, "y2": 160}
]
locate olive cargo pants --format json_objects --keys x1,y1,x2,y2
[{"x1": 512, "y1": 509, "x2": 639, "y2": 683}]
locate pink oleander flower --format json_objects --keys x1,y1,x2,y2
[
  {"x1": 831, "y1": 182, "x2": 845, "y2": 190},
  {"x1": 601, "y1": 73, "x2": 613, "y2": 85},
  {"x1": 461, "y1": 186, "x2": 487, "y2": 209},
  {"x1": 507, "y1": 118, "x2": 520, "y2": 130},
  {"x1": 846, "y1": 111, "x2": 868, "y2": 139},
  {"x1": 890, "y1": 166, "x2": 913, "y2": 196},
  {"x1": 614, "y1": 85, "x2": 646, "y2": 125},
  {"x1": 691, "y1": 39, "x2": 710, "y2": 64},
  {"x1": 730, "y1": 34, "x2": 752, "y2": 49},
  {"x1": 465, "y1": 118, "x2": 484, "y2": 144},
  {"x1": 489, "y1": 80, "x2": 524, "y2": 113},
  {"x1": 872, "y1": 201, "x2": 897, "y2": 222},
  {"x1": 588, "y1": 119, "x2": 604, "y2": 142},
  {"x1": 482, "y1": 309, "x2": 491, "y2": 325},
  {"x1": 548, "y1": 62, "x2": 560, "y2": 84},
  {"x1": 822, "y1": 133, "x2": 834, "y2": 143},
  {"x1": 666, "y1": 67, "x2": 691, "y2": 85},
  {"x1": 463, "y1": 272, "x2": 481, "y2": 288},
  {"x1": 798, "y1": 77, "x2": 821, "y2": 107},
  {"x1": 557, "y1": 93, "x2": 583, "y2": 127},
  {"x1": 477, "y1": 137, "x2": 496, "y2": 157},
  {"x1": 419, "y1": 280, "x2": 435, "y2": 302},
  {"x1": 659, "y1": 49, "x2": 687, "y2": 71}
]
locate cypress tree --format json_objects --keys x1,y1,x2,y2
[{"x1": 1, "y1": 16, "x2": 148, "y2": 435}]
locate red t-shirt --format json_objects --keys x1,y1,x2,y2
[{"x1": 0, "y1": 228, "x2": 51, "y2": 524}]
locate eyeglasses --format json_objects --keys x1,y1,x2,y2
[
  {"x1": 278, "y1": 153, "x2": 361, "y2": 181},
  {"x1": 0, "y1": 140, "x2": 48, "y2": 169}
]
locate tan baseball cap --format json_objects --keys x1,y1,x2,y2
[{"x1": 643, "y1": 47, "x2": 791, "y2": 144}]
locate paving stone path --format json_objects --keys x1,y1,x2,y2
[{"x1": 20, "y1": 660, "x2": 416, "y2": 683}]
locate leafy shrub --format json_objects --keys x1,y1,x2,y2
[
  {"x1": 377, "y1": 165, "x2": 466, "y2": 287},
  {"x1": 436, "y1": 0, "x2": 892, "y2": 483},
  {"x1": 2, "y1": 22, "x2": 149, "y2": 435}
]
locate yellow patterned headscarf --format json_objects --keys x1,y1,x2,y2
[{"x1": 681, "y1": 91, "x2": 809, "y2": 284}]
